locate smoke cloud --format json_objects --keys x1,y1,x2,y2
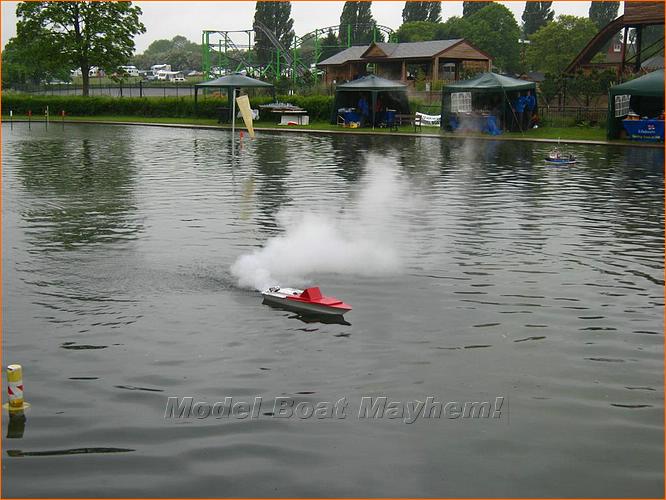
[{"x1": 230, "y1": 159, "x2": 412, "y2": 291}]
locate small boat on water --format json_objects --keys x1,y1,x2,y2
[
  {"x1": 261, "y1": 286, "x2": 352, "y2": 317},
  {"x1": 545, "y1": 147, "x2": 576, "y2": 165}
]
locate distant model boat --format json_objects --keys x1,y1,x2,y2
[
  {"x1": 545, "y1": 147, "x2": 576, "y2": 165},
  {"x1": 261, "y1": 286, "x2": 352, "y2": 317}
]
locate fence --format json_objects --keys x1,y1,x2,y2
[
  {"x1": 8, "y1": 82, "x2": 197, "y2": 98},
  {"x1": 539, "y1": 106, "x2": 608, "y2": 127}
]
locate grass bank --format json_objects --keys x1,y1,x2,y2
[{"x1": 10, "y1": 114, "x2": 614, "y2": 143}]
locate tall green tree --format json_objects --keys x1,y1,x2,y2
[
  {"x1": 588, "y1": 1, "x2": 619, "y2": 30},
  {"x1": 522, "y1": 2, "x2": 554, "y2": 37},
  {"x1": 435, "y1": 16, "x2": 467, "y2": 39},
  {"x1": 402, "y1": 2, "x2": 442, "y2": 23},
  {"x1": 457, "y1": 4, "x2": 521, "y2": 72},
  {"x1": 526, "y1": 15, "x2": 598, "y2": 74},
  {"x1": 253, "y1": 1, "x2": 295, "y2": 66},
  {"x1": 396, "y1": 21, "x2": 440, "y2": 42},
  {"x1": 2, "y1": 30, "x2": 71, "y2": 87},
  {"x1": 339, "y1": 2, "x2": 383, "y2": 45},
  {"x1": 15, "y1": 1, "x2": 145, "y2": 96},
  {"x1": 462, "y1": 2, "x2": 492, "y2": 17},
  {"x1": 320, "y1": 29, "x2": 342, "y2": 61}
]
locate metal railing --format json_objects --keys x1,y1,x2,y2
[{"x1": 539, "y1": 106, "x2": 608, "y2": 127}]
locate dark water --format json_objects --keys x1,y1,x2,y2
[{"x1": 2, "y1": 123, "x2": 663, "y2": 498}]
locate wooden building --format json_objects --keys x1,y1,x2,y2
[
  {"x1": 566, "y1": 1, "x2": 664, "y2": 75},
  {"x1": 317, "y1": 39, "x2": 492, "y2": 86}
]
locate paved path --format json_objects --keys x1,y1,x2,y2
[{"x1": 6, "y1": 119, "x2": 664, "y2": 149}]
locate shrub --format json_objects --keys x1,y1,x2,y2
[{"x1": 1, "y1": 93, "x2": 335, "y2": 122}]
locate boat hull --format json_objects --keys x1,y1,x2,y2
[
  {"x1": 545, "y1": 158, "x2": 576, "y2": 165},
  {"x1": 262, "y1": 294, "x2": 350, "y2": 316}
]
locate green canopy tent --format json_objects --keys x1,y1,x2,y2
[
  {"x1": 441, "y1": 72, "x2": 537, "y2": 132},
  {"x1": 607, "y1": 69, "x2": 664, "y2": 139},
  {"x1": 332, "y1": 75, "x2": 410, "y2": 128},
  {"x1": 194, "y1": 73, "x2": 274, "y2": 122}
]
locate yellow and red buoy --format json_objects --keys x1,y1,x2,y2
[{"x1": 5, "y1": 364, "x2": 29, "y2": 413}]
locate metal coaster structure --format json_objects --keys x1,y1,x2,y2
[{"x1": 201, "y1": 24, "x2": 396, "y2": 85}]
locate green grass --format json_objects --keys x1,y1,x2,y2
[{"x1": 6, "y1": 114, "x2": 619, "y2": 143}]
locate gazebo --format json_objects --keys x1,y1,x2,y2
[
  {"x1": 331, "y1": 75, "x2": 410, "y2": 127},
  {"x1": 607, "y1": 69, "x2": 664, "y2": 140},
  {"x1": 194, "y1": 74, "x2": 274, "y2": 122},
  {"x1": 441, "y1": 72, "x2": 537, "y2": 132}
]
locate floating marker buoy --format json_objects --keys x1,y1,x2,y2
[{"x1": 5, "y1": 364, "x2": 29, "y2": 413}]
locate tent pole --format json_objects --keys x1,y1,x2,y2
[
  {"x1": 371, "y1": 91, "x2": 377, "y2": 130},
  {"x1": 232, "y1": 88, "x2": 236, "y2": 150}
]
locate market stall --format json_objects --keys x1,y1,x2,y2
[
  {"x1": 607, "y1": 69, "x2": 664, "y2": 141},
  {"x1": 331, "y1": 75, "x2": 410, "y2": 129},
  {"x1": 441, "y1": 72, "x2": 537, "y2": 134}
]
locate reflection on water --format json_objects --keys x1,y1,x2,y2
[
  {"x1": 2, "y1": 124, "x2": 663, "y2": 498},
  {"x1": 7, "y1": 447, "x2": 135, "y2": 457}
]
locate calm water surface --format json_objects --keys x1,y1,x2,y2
[{"x1": 2, "y1": 123, "x2": 663, "y2": 497}]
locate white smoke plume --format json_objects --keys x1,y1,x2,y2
[{"x1": 230, "y1": 159, "x2": 411, "y2": 290}]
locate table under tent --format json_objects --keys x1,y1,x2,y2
[
  {"x1": 607, "y1": 69, "x2": 664, "y2": 141},
  {"x1": 331, "y1": 75, "x2": 410, "y2": 129},
  {"x1": 441, "y1": 72, "x2": 537, "y2": 134},
  {"x1": 194, "y1": 73, "x2": 275, "y2": 123}
]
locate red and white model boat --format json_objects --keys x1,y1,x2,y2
[{"x1": 262, "y1": 286, "x2": 352, "y2": 317}]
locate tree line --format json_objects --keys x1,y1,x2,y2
[{"x1": 2, "y1": 0, "x2": 632, "y2": 96}]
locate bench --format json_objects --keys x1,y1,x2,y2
[{"x1": 393, "y1": 113, "x2": 422, "y2": 132}]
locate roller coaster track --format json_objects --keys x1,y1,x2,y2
[
  {"x1": 202, "y1": 23, "x2": 396, "y2": 82},
  {"x1": 253, "y1": 22, "x2": 310, "y2": 77}
]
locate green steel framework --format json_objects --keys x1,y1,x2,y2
[{"x1": 201, "y1": 24, "x2": 397, "y2": 85}]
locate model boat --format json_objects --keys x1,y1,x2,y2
[
  {"x1": 261, "y1": 286, "x2": 352, "y2": 316},
  {"x1": 545, "y1": 147, "x2": 576, "y2": 165}
]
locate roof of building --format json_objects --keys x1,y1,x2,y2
[{"x1": 318, "y1": 39, "x2": 465, "y2": 66}]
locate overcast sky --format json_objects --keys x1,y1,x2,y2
[{"x1": 2, "y1": 1, "x2": 598, "y2": 53}]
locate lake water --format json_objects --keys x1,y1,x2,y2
[{"x1": 2, "y1": 123, "x2": 663, "y2": 497}]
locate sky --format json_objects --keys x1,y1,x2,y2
[{"x1": 2, "y1": 1, "x2": 597, "y2": 53}]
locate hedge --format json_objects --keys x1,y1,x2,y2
[{"x1": 1, "y1": 94, "x2": 335, "y2": 122}]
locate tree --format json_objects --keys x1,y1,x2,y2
[
  {"x1": 253, "y1": 1, "x2": 295, "y2": 66},
  {"x1": 526, "y1": 15, "x2": 598, "y2": 74},
  {"x1": 567, "y1": 68, "x2": 616, "y2": 107},
  {"x1": 396, "y1": 21, "x2": 440, "y2": 42},
  {"x1": 588, "y1": 1, "x2": 619, "y2": 30},
  {"x1": 15, "y1": 1, "x2": 145, "y2": 96},
  {"x1": 402, "y1": 2, "x2": 442, "y2": 23},
  {"x1": 2, "y1": 31, "x2": 70, "y2": 87},
  {"x1": 131, "y1": 35, "x2": 202, "y2": 71},
  {"x1": 339, "y1": 2, "x2": 383, "y2": 46},
  {"x1": 435, "y1": 16, "x2": 467, "y2": 39},
  {"x1": 462, "y1": 2, "x2": 492, "y2": 17},
  {"x1": 320, "y1": 29, "x2": 342, "y2": 61},
  {"x1": 522, "y1": 2, "x2": 554, "y2": 37},
  {"x1": 458, "y1": 4, "x2": 521, "y2": 72}
]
